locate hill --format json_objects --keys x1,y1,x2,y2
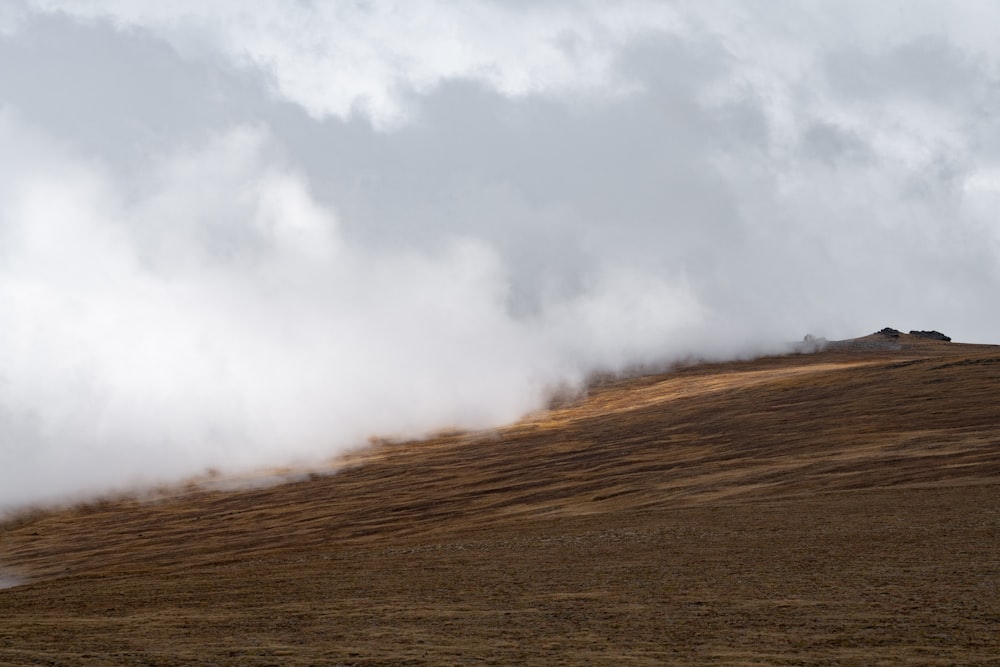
[{"x1": 2, "y1": 333, "x2": 999, "y2": 665}]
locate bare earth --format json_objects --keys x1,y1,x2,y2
[{"x1": 2, "y1": 333, "x2": 999, "y2": 665}]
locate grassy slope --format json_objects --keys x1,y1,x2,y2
[{"x1": 1, "y1": 334, "x2": 999, "y2": 665}]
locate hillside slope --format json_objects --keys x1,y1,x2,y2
[{"x1": 2, "y1": 333, "x2": 999, "y2": 665}]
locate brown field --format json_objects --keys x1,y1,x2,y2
[{"x1": 2, "y1": 333, "x2": 999, "y2": 665}]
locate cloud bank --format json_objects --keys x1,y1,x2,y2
[{"x1": 2, "y1": 1, "x2": 999, "y2": 510}]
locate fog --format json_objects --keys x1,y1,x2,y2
[{"x1": 2, "y1": 2, "x2": 999, "y2": 511}]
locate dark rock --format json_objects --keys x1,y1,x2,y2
[
  {"x1": 909, "y1": 330, "x2": 951, "y2": 342},
  {"x1": 876, "y1": 327, "x2": 901, "y2": 338}
]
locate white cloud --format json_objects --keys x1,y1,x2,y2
[
  {"x1": 0, "y1": 1, "x2": 27, "y2": 36},
  {"x1": 26, "y1": 0, "x2": 679, "y2": 128}
]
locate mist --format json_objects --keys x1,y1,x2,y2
[{"x1": 2, "y1": 1, "x2": 999, "y2": 511}]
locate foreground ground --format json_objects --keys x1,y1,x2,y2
[{"x1": 2, "y1": 333, "x2": 999, "y2": 665}]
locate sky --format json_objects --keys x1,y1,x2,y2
[{"x1": 2, "y1": 1, "x2": 999, "y2": 511}]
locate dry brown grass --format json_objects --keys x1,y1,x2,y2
[{"x1": 2, "y1": 333, "x2": 999, "y2": 665}]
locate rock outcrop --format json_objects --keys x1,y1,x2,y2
[
  {"x1": 909, "y1": 330, "x2": 951, "y2": 342},
  {"x1": 795, "y1": 334, "x2": 829, "y2": 353}
]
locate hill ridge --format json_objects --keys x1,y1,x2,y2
[{"x1": 2, "y1": 334, "x2": 999, "y2": 664}]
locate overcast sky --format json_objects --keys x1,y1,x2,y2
[{"x1": 2, "y1": 1, "x2": 999, "y2": 510}]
